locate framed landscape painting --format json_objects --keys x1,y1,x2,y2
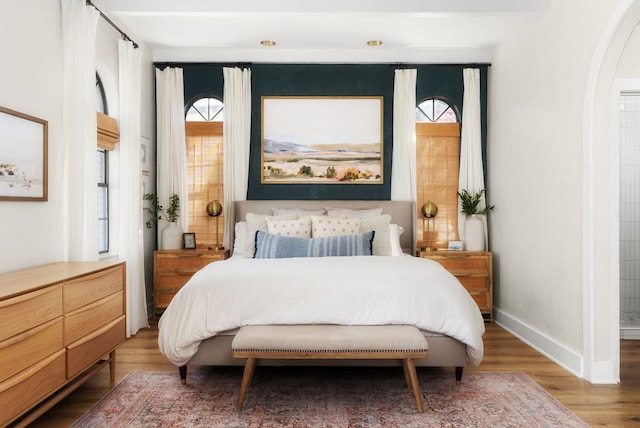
[
  {"x1": 0, "y1": 106, "x2": 48, "y2": 201},
  {"x1": 261, "y1": 96, "x2": 383, "y2": 184}
]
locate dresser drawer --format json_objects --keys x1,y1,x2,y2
[
  {"x1": 156, "y1": 254, "x2": 217, "y2": 272},
  {"x1": 63, "y1": 265, "x2": 124, "y2": 313},
  {"x1": 0, "y1": 318, "x2": 64, "y2": 384},
  {"x1": 0, "y1": 284, "x2": 63, "y2": 342},
  {"x1": 456, "y1": 275, "x2": 490, "y2": 293},
  {"x1": 427, "y1": 254, "x2": 490, "y2": 274},
  {"x1": 67, "y1": 316, "x2": 125, "y2": 378},
  {"x1": 470, "y1": 294, "x2": 490, "y2": 312},
  {"x1": 0, "y1": 349, "x2": 66, "y2": 427},
  {"x1": 64, "y1": 292, "x2": 124, "y2": 345},
  {"x1": 155, "y1": 271, "x2": 193, "y2": 291}
]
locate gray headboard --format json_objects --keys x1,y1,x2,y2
[{"x1": 234, "y1": 200, "x2": 415, "y2": 254}]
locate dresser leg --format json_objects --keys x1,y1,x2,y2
[{"x1": 109, "y1": 350, "x2": 116, "y2": 382}]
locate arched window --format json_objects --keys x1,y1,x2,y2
[
  {"x1": 96, "y1": 73, "x2": 107, "y2": 114},
  {"x1": 96, "y1": 73, "x2": 109, "y2": 253},
  {"x1": 416, "y1": 98, "x2": 458, "y2": 123},
  {"x1": 186, "y1": 97, "x2": 224, "y2": 122},
  {"x1": 415, "y1": 97, "x2": 461, "y2": 250},
  {"x1": 185, "y1": 97, "x2": 224, "y2": 246}
]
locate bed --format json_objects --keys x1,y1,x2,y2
[{"x1": 157, "y1": 200, "x2": 485, "y2": 383}]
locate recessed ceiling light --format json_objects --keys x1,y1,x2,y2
[
  {"x1": 367, "y1": 40, "x2": 383, "y2": 47},
  {"x1": 260, "y1": 40, "x2": 276, "y2": 47}
]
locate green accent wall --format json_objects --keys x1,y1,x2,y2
[{"x1": 174, "y1": 63, "x2": 488, "y2": 200}]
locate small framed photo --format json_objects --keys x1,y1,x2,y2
[
  {"x1": 448, "y1": 240, "x2": 463, "y2": 251},
  {"x1": 183, "y1": 233, "x2": 196, "y2": 249}
]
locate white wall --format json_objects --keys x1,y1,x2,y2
[
  {"x1": 0, "y1": 0, "x2": 63, "y2": 272},
  {"x1": 0, "y1": 1, "x2": 156, "y2": 304},
  {"x1": 488, "y1": 0, "x2": 619, "y2": 377}
]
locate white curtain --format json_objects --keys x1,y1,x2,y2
[
  {"x1": 391, "y1": 69, "x2": 417, "y2": 202},
  {"x1": 58, "y1": 0, "x2": 99, "y2": 262},
  {"x1": 155, "y1": 67, "x2": 188, "y2": 240},
  {"x1": 391, "y1": 69, "x2": 417, "y2": 248},
  {"x1": 222, "y1": 67, "x2": 252, "y2": 249},
  {"x1": 458, "y1": 68, "x2": 487, "y2": 247},
  {"x1": 118, "y1": 39, "x2": 148, "y2": 336}
]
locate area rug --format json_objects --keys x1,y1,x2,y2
[{"x1": 71, "y1": 367, "x2": 588, "y2": 427}]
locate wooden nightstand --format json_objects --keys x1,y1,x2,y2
[
  {"x1": 153, "y1": 248, "x2": 229, "y2": 317},
  {"x1": 417, "y1": 250, "x2": 493, "y2": 322}
]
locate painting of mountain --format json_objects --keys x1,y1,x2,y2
[{"x1": 261, "y1": 96, "x2": 383, "y2": 184}]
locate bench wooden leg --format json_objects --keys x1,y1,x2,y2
[
  {"x1": 237, "y1": 358, "x2": 257, "y2": 411},
  {"x1": 401, "y1": 359, "x2": 411, "y2": 388},
  {"x1": 404, "y1": 358, "x2": 424, "y2": 413}
]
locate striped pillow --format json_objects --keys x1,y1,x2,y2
[{"x1": 253, "y1": 230, "x2": 375, "y2": 259}]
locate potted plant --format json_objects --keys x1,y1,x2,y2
[
  {"x1": 457, "y1": 189, "x2": 494, "y2": 216},
  {"x1": 457, "y1": 189, "x2": 494, "y2": 251},
  {"x1": 144, "y1": 193, "x2": 180, "y2": 226},
  {"x1": 144, "y1": 193, "x2": 182, "y2": 249}
]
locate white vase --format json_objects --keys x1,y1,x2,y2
[
  {"x1": 161, "y1": 222, "x2": 183, "y2": 250},
  {"x1": 464, "y1": 214, "x2": 485, "y2": 251}
]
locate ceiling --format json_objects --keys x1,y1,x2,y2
[{"x1": 94, "y1": 0, "x2": 548, "y2": 64}]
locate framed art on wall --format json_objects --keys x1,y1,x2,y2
[
  {"x1": 0, "y1": 106, "x2": 48, "y2": 201},
  {"x1": 261, "y1": 96, "x2": 383, "y2": 184}
]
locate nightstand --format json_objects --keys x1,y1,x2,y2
[
  {"x1": 417, "y1": 250, "x2": 493, "y2": 322},
  {"x1": 153, "y1": 248, "x2": 229, "y2": 317}
]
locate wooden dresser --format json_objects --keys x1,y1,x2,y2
[
  {"x1": 417, "y1": 250, "x2": 493, "y2": 321},
  {"x1": 0, "y1": 261, "x2": 126, "y2": 427},
  {"x1": 154, "y1": 248, "x2": 229, "y2": 316}
]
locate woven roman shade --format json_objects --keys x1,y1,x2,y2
[{"x1": 97, "y1": 112, "x2": 119, "y2": 150}]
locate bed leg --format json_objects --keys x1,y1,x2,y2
[
  {"x1": 455, "y1": 367, "x2": 463, "y2": 386},
  {"x1": 179, "y1": 366, "x2": 187, "y2": 385}
]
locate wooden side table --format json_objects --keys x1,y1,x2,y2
[
  {"x1": 153, "y1": 248, "x2": 229, "y2": 317},
  {"x1": 416, "y1": 250, "x2": 493, "y2": 321}
]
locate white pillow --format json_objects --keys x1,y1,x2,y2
[
  {"x1": 232, "y1": 221, "x2": 248, "y2": 257},
  {"x1": 271, "y1": 207, "x2": 327, "y2": 216},
  {"x1": 325, "y1": 207, "x2": 383, "y2": 218},
  {"x1": 245, "y1": 213, "x2": 298, "y2": 256},
  {"x1": 266, "y1": 216, "x2": 312, "y2": 238},
  {"x1": 389, "y1": 224, "x2": 405, "y2": 256},
  {"x1": 311, "y1": 215, "x2": 360, "y2": 237},
  {"x1": 359, "y1": 215, "x2": 392, "y2": 256}
]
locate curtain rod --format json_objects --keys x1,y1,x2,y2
[{"x1": 86, "y1": 0, "x2": 138, "y2": 49}]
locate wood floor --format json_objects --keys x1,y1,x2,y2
[{"x1": 26, "y1": 322, "x2": 640, "y2": 427}]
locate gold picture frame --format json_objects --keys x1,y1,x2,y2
[{"x1": 261, "y1": 96, "x2": 383, "y2": 184}]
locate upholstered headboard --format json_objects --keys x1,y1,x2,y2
[{"x1": 234, "y1": 200, "x2": 415, "y2": 254}]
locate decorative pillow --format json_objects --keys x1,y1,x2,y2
[
  {"x1": 271, "y1": 207, "x2": 327, "y2": 216},
  {"x1": 389, "y1": 224, "x2": 405, "y2": 256},
  {"x1": 232, "y1": 221, "x2": 248, "y2": 257},
  {"x1": 325, "y1": 207, "x2": 383, "y2": 218},
  {"x1": 311, "y1": 216, "x2": 360, "y2": 237},
  {"x1": 359, "y1": 215, "x2": 392, "y2": 256},
  {"x1": 244, "y1": 213, "x2": 298, "y2": 257},
  {"x1": 266, "y1": 216, "x2": 312, "y2": 238},
  {"x1": 254, "y1": 230, "x2": 375, "y2": 259}
]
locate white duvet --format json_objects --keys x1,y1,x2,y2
[{"x1": 158, "y1": 255, "x2": 485, "y2": 367}]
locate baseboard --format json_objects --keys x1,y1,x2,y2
[{"x1": 493, "y1": 308, "x2": 583, "y2": 378}]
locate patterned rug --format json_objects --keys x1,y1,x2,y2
[{"x1": 71, "y1": 367, "x2": 588, "y2": 427}]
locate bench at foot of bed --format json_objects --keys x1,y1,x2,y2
[{"x1": 231, "y1": 324, "x2": 429, "y2": 412}]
